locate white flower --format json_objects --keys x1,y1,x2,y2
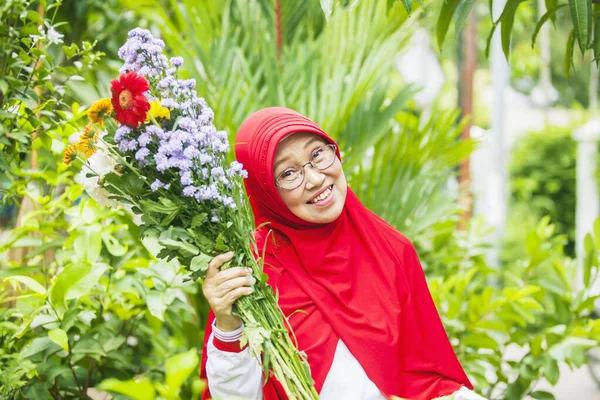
[
  {"x1": 47, "y1": 26, "x2": 64, "y2": 45},
  {"x1": 77, "y1": 148, "x2": 119, "y2": 208},
  {"x1": 126, "y1": 336, "x2": 138, "y2": 346}
]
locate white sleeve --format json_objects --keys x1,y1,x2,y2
[
  {"x1": 205, "y1": 323, "x2": 263, "y2": 400},
  {"x1": 452, "y1": 386, "x2": 487, "y2": 400}
]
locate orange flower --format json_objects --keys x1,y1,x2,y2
[
  {"x1": 63, "y1": 144, "x2": 81, "y2": 165},
  {"x1": 88, "y1": 98, "x2": 113, "y2": 126},
  {"x1": 78, "y1": 137, "x2": 99, "y2": 157}
]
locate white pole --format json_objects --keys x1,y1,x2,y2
[
  {"x1": 487, "y1": 0, "x2": 509, "y2": 269},
  {"x1": 574, "y1": 120, "x2": 600, "y2": 292}
]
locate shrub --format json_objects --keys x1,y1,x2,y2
[{"x1": 505, "y1": 126, "x2": 577, "y2": 263}]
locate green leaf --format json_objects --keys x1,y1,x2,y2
[
  {"x1": 50, "y1": 263, "x2": 109, "y2": 313},
  {"x1": 565, "y1": 29, "x2": 576, "y2": 79},
  {"x1": 531, "y1": 390, "x2": 556, "y2": 400},
  {"x1": 97, "y1": 378, "x2": 156, "y2": 400},
  {"x1": 158, "y1": 228, "x2": 200, "y2": 257},
  {"x1": 165, "y1": 349, "x2": 199, "y2": 396},
  {"x1": 101, "y1": 232, "x2": 128, "y2": 257},
  {"x1": 569, "y1": 0, "x2": 593, "y2": 54},
  {"x1": 158, "y1": 237, "x2": 200, "y2": 257},
  {"x1": 320, "y1": 0, "x2": 334, "y2": 20},
  {"x1": 485, "y1": 23, "x2": 499, "y2": 59},
  {"x1": 532, "y1": 4, "x2": 568, "y2": 47},
  {"x1": 147, "y1": 292, "x2": 168, "y2": 321},
  {"x1": 437, "y1": 0, "x2": 461, "y2": 49},
  {"x1": 21, "y1": 337, "x2": 60, "y2": 359},
  {"x1": 190, "y1": 253, "x2": 212, "y2": 272},
  {"x1": 455, "y1": 0, "x2": 476, "y2": 39},
  {"x1": 4, "y1": 275, "x2": 46, "y2": 294},
  {"x1": 400, "y1": 0, "x2": 413, "y2": 15},
  {"x1": 214, "y1": 233, "x2": 228, "y2": 252},
  {"x1": 583, "y1": 233, "x2": 595, "y2": 286},
  {"x1": 500, "y1": 0, "x2": 526, "y2": 60},
  {"x1": 594, "y1": 17, "x2": 600, "y2": 66},
  {"x1": 462, "y1": 331, "x2": 499, "y2": 349},
  {"x1": 74, "y1": 224, "x2": 102, "y2": 262},
  {"x1": 48, "y1": 328, "x2": 69, "y2": 351},
  {"x1": 545, "y1": 0, "x2": 558, "y2": 21}
]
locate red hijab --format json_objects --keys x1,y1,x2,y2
[{"x1": 200, "y1": 107, "x2": 472, "y2": 399}]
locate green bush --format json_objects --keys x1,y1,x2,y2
[
  {"x1": 505, "y1": 126, "x2": 577, "y2": 263},
  {"x1": 430, "y1": 217, "x2": 600, "y2": 399},
  {"x1": 0, "y1": 184, "x2": 205, "y2": 399}
]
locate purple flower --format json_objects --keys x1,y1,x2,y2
[
  {"x1": 138, "y1": 132, "x2": 152, "y2": 147},
  {"x1": 128, "y1": 28, "x2": 152, "y2": 40},
  {"x1": 135, "y1": 147, "x2": 150, "y2": 161},
  {"x1": 114, "y1": 126, "x2": 132, "y2": 143},
  {"x1": 211, "y1": 167, "x2": 224, "y2": 177},
  {"x1": 178, "y1": 79, "x2": 196, "y2": 89},
  {"x1": 162, "y1": 98, "x2": 178, "y2": 108},
  {"x1": 180, "y1": 171, "x2": 193, "y2": 186},
  {"x1": 222, "y1": 196, "x2": 236, "y2": 209},
  {"x1": 178, "y1": 117, "x2": 197, "y2": 133},
  {"x1": 155, "y1": 153, "x2": 169, "y2": 172},
  {"x1": 158, "y1": 76, "x2": 176, "y2": 89},
  {"x1": 183, "y1": 186, "x2": 197, "y2": 197},
  {"x1": 183, "y1": 146, "x2": 200, "y2": 160},
  {"x1": 151, "y1": 179, "x2": 166, "y2": 191},
  {"x1": 228, "y1": 161, "x2": 248, "y2": 178},
  {"x1": 199, "y1": 153, "x2": 212, "y2": 165},
  {"x1": 170, "y1": 56, "x2": 184, "y2": 67}
]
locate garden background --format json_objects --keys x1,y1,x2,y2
[{"x1": 2, "y1": 0, "x2": 600, "y2": 399}]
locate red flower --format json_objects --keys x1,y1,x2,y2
[{"x1": 110, "y1": 71, "x2": 151, "y2": 127}]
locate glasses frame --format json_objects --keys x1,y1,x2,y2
[{"x1": 274, "y1": 144, "x2": 338, "y2": 190}]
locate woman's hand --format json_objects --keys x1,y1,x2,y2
[{"x1": 202, "y1": 251, "x2": 254, "y2": 332}]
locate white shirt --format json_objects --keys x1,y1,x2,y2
[{"x1": 206, "y1": 323, "x2": 487, "y2": 400}]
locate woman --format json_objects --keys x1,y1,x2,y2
[{"x1": 200, "y1": 107, "x2": 485, "y2": 400}]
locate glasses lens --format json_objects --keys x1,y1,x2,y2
[
  {"x1": 313, "y1": 145, "x2": 336, "y2": 169},
  {"x1": 277, "y1": 168, "x2": 303, "y2": 190}
]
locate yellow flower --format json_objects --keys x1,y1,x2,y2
[
  {"x1": 81, "y1": 123, "x2": 96, "y2": 140},
  {"x1": 146, "y1": 100, "x2": 170, "y2": 122},
  {"x1": 63, "y1": 144, "x2": 81, "y2": 165},
  {"x1": 88, "y1": 98, "x2": 113, "y2": 126},
  {"x1": 78, "y1": 137, "x2": 99, "y2": 157}
]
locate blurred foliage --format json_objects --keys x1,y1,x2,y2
[
  {"x1": 0, "y1": 182, "x2": 204, "y2": 398},
  {"x1": 349, "y1": 108, "x2": 475, "y2": 239},
  {"x1": 431, "y1": 217, "x2": 600, "y2": 400},
  {"x1": 0, "y1": 0, "x2": 103, "y2": 201},
  {"x1": 505, "y1": 126, "x2": 577, "y2": 263}
]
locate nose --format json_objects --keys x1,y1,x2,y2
[{"x1": 304, "y1": 165, "x2": 325, "y2": 190}]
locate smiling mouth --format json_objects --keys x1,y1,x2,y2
[{"x1": 307, "y1": 184, "x2": 333, "y2": 204}]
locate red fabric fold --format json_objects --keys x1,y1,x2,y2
[{"x1": 200, "y1": 107, "x2": 472, "y2": 400}]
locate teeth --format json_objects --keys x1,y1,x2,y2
[{"x1": 310, "y1": 187, "x2": 332, "y2": 204}]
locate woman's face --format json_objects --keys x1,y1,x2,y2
[{"x1": 273, "y1": 132, "x2": 347, "y2": 224}]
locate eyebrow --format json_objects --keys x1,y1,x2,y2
[{"x1": 273, "y1": 137, "x2": 326, "y2": 174}]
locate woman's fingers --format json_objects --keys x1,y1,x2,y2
[
  {"x1": 216, "y1": 275, "x2": 253, "y2": 296},
  {"x1": 214, "y1": 266, "x2": 253, "y2": 286},
  {"x1": 222, "y1": 286, "x2": 254, "y2": 305},
  {"x1": 206, "y1": 251, "x2": 234, "y2": 278}
]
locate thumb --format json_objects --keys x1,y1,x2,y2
[{"x1": 206, "y1": 251, "x2": 234, "y2": 278}]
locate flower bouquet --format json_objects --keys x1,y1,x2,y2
[{"x1": 65, "y1": 28, "x2": 318, "y2": 399}]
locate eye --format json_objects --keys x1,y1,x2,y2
[
  {"x1": 311, "y1": 148, "x2": 324, "y2": 160},
  {"x1": 281, "y1": 169, "x2": 297, "y2": 179}
]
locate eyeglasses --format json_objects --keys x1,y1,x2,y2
[{"x1": 275, "y1": 144, "x2": 337, "y2": 190}]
